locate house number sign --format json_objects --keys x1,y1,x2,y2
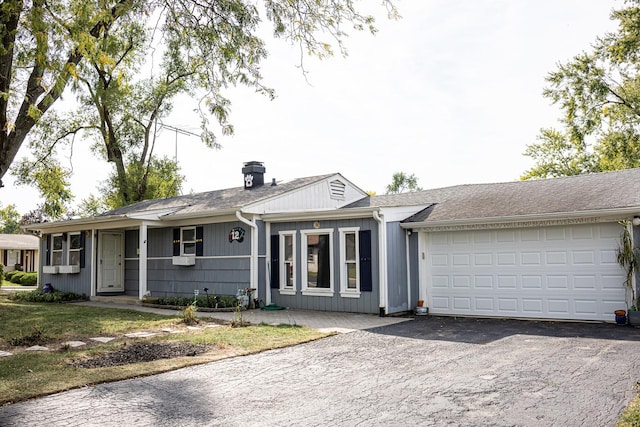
[{"x1": 229, "y1": 227, "x2": 245, "y2": 243}]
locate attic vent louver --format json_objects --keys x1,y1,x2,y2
[{"x1": 329, "y1": 179, "x2": 346, "y2": 200}]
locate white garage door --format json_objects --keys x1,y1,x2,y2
[{"x1": 423, "y1": 223, "x2": 626, "y2": 321}]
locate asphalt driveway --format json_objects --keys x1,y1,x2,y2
[{"x1": 2, "y1": 316, "x2": 640, "y2": 426}]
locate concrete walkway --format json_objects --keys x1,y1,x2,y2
[{"x1": 72, "y1": 301, "x2": 413, "y2": 333}]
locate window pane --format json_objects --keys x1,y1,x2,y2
[
  {"x1": 69, "y1": 251, "x2": 80, "y2": 266},
  {"x1": 307, "y1": 234, "x2": 330, "y2": 288},
  {"x1": 347, "y1": 263, "x2": 357, "y2": 289},
  {"x1": 52, "y1": 252, "x2": 63, "y2": 266},
  {"x1": 284, "y1": 235, "x2": 293, "y2": 261},
  {"x1": 53, "y1": 235, "x2": 63, "y2": 250},
  {"x1": 345, "y1": 233, "x2": 356, "y2": 261},
  {"x1": 285, "y1": 261, "x2": 293, "y2": 287},
  {"x1": 69, "y1": 233, "x2": 82, "y2": 250},
  {"x1": 183, "y1": 243, "x2": 196, "y2": 255},
  {"x1": 182, "y1": 228, "x2": 195, "y2": 242}
]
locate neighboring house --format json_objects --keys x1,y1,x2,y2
[
  {"x1": 0, "y1": 234, "x2": 39, "y2": 272},
  {"x1": 24, "y1": 163, "x2": 640, "y2": 322}
]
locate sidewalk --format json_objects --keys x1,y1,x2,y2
[{"x1": 73, "y1": 301, "x2": 413, "y2": 333}]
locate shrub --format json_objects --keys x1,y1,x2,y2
[
  {"x1": 4, "y1": 270, "x2": 16, "y2": 282},
  {"x1": 150, "y1": 294, "x2": 238, "y2": 308},
  {"x1": 181, "y1": 303, "x2": 198, "y2": 325},
  {"x1": 0, "y1": 262, "x2": 4, "y2": 281},
  {"x1": 10, "y1": 289, "x2": 87, "y2": 303},
  {"x1": 7, "y1": 271, "x2": 25, "y2": 285},
  {"x1": 19, "y1": 272, "x2": 37, "y2": 286}
]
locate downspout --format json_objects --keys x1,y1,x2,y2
[
  {"x1": 405, "y1": 229, "x2": 412, "y2": 312},
  {"x1": 236, "y1": 211, "x2": 258, "y2": 292},
  {"x1": 90, "y1": 229, "x2": 97, "y2": 298},
  {"x1": 265, "y1": 221, "x2": 272, "y2": 306},
  {"x1": 373, "y1": 210, "x2": 387, "y2": 316},
  {"x1": 138, "y1": 222, "x2": 148, "y2": 300}
]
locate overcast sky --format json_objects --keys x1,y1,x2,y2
[{"x1": 1, "y1": 0, "x2": 620, "y2": 214}]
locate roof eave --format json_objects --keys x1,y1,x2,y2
[{"x1": 400, "y1": 206, "x2": 640, "y2": 229}]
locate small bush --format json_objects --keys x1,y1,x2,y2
[
  {"x1": 10, "y1": 289, "x2": 87, "y2": 303},
  {"x1": 4, "y1": 270, "x2": 17, "y2": 282},
  {"x1": 19, "y1": 272, "x2": 37, "y2": 286},
  {"x1": 7, "y1": 271, "x2": 25, "y2": 285},
  {"x1": 181, "y1": 303, "x2": 198, "y2": 325},
  {"x1": 151, "y1": 294, "x2": 238, "y2": 308},
  {"x1": 0, "y1": 262, "x2": 4, "y2": 281},
  {"x1": 11, "y1": 325, "x2": 46, "y2": 347}
]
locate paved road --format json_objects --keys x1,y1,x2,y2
[{"x1": 2, "y1": 317, "x2": 640, "y2": 426}]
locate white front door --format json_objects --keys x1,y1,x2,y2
[{"x1": 98, "y1": 232, "x2": 124, "y2": 292}]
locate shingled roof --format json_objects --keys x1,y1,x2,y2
[
  {"x1": 101, "y1": 174, "x2": 336, "y2": 217},
  {"x1": 396, "y1": 168, "x2": 640, "y2": 224}
]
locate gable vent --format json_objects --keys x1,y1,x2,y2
[{"x1": 329, "y1": 179, "x2": 346, "y2": 200}]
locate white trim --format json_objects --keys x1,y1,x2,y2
[
  {"x1": 236, "y1": 211, "x2": 258, "y2": 292},
  {"x1": 66, "y1": 231, "x2": 82, "y2": 266},
  {"x1": 265, "y1": 221, "x2": 272, "y2": 306},
  {"x1": 405, "y1": 230, "x2": 412, "y2": 309},
  {"x1": 279, "y1": 230, "x2": 297, "y2": 293},
  {"x1": 339, "y1": 227, "x2": 360, "y2": 297},
  {"x1": 180, "y1": 226, "x2": 197, "y2": 256},
  {"x1": 373, "y1": 211, "x2": 388, "y2": 313},
  {"x1": 301, "y1": 228, "x2": 334, "y2": 295},
  {"x1": 139, "y1": 223, "x2": 148, "y2": 300},
  {"x1": 90, "y1": 229, "x2": 96, "y2": 298},
  {"x1": 51, "y1": 233, "x2": 63, "y2": 266}
]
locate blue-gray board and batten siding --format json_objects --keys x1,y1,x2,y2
[
  {"x1": 269, "y1": 218, "x2": 380, "y2": 314},
  {"x1": 125, "y1": 222, "x2": 253, "y2": 298},
  {"x1": 39, "y1": 232, "x2": 92, "y2": 296}
]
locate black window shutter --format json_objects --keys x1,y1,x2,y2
[
  {"x1": 172, "y1": 228, "x2": 180, "y2": 256},
  {"x1": 359, "y1": 230, "x2": 372, "y2": 292},
  {"x1": 80, "y1": 231, "x2": 86, "y2": 268},
  {"x1": 45, "y1": 235, "x2": 51, "y2": 266},
  {"x1": 270, "y1": 235, "x2": 279, "y2": 289},
  {"x1": 196, "y1": 226, "x2": 204, "y2": 256}
]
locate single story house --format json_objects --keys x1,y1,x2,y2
[
  {"x1": 24, "y1": 162, "x2": 640, "y2": 322},
  {"x1": 0, "y1": 234, "x2": 39, "y2": 272}
]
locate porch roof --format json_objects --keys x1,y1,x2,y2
[{"x1": 0, "y1": 234, "x2": 39, "y2": 250}]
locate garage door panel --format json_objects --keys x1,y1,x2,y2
[{"x1": 425, "y1": 223, "x2": 626, "y2": 322}]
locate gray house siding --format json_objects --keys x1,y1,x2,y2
[
  {"x1": 128, "y1": 221, "x2": 252, "y2": 298},
  {"x1": 124, "y1": 229, "x2": 139, "y2": 296},
  {"x1": 386, "y1": 221, "x2": 409, "y2": 314},
  {"x1": 39, "y1": 231, "x2": 93, "y2": 296},
  {"x1": 269, "y1": 218, "x2": 379, "y2": 314}
]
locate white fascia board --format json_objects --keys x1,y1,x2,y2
[
  {"x1": 22, "y1": 215, "x2": 133, "y2": 234},
  {"x1": 261, "y1": 207, "x2": 377, "y2": 223},
  {"x1": 379, "y1": 205, "x2": 430, "y2": 223},
  {"x1": 400, "y1": 206, "x2": 640, "y2": 230}
]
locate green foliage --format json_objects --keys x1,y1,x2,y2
[
  {"x1": 150, "y1": 295, "x2": 238, "y2": 309},
  {"x1": 10, "y1": 289, "x2": 87, "y2": 303},
  {"x1": 12, "y1": 159, "x2": 73, "y2": 220},
  {"x1": 4, "y1": 270, "x2": 36, "y2": 285},
  {"x1": 181, "y1": 303, "x2": 198, "y2": 325},
  {"x1": 386, "y1": 172, "x2": 422, "y2": 194},
  {"x1": 616, "y1": 221, "x2": 640, "y2": 309},
  {"x1": 0, "y1": 204, "x2": 21, "y2": 234},
  {"x1": 523, "y1": 1, "x2": 640, "y2": 179},
  {"x1": 2, "y1": 0, "x2": 397, "y2": 209},
  {"x1": 0, "y1": 263, "x2": 4, "y2": 281}
]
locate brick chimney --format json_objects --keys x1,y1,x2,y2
[{"x1": 242, "y1": 161, "x2": 265, "y2": 189}]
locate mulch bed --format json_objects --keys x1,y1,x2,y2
[{"x1": 69, "y1": 342, "x2": 213, "y2": 368}]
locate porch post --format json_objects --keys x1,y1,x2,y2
[
  {"x1": 138, "y1": 223, "x2": 148, "y2": 300},
  {"x1": 90, "y1": 230, "x2": 97, "y2": 298}
]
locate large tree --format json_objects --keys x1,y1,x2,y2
[
  {"x1": 386, "y1": 171, "x2": 422, "y2": 194},
  {"x1": 1, "y1": 0, "x2": 397, "y2": 207},
  {"x1": 522, "y1": 0, "x2": 640, "y2": 179}
]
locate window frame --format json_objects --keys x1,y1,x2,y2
[
  {"x1": 301, "y1": 228, "x2": 334, "y2": 296},
  {"x1": 180, "y1": 226, "x2": 197, "y2": 256},
  {"x1": 51, "y1": 233, "x2": 64, "y2": 266},
  {"x1": 279, "y1": 231, "x2": 297, "y2": 295},
  {"x1": 339, "y1": 227, "x2": 361, "y2": 298},
  {"x1": 67, "y1": 231, "x2": 82, "y2": 266}
]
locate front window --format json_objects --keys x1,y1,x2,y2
[
  {"x1": 68, "y1": 232, "x2": 82, "y2": 265},
  {"x1": 279, "y1": 231, "x2": 296, "y2": 293},
  {"x1": 7, "y1": 250, "x2": 19, "y2": 266},
  {"x1": 51, "y1": 234, "x2": 63, "y2": 266},
  {"x1": 181, "y1": 227, "x2": 196, "y2": 256},
  {"x1": 302, "y1": 229, "x2": 333, "y2": 295},
  {"x1": 340, "y1": 228, "x2": 360, "y2": 296}
]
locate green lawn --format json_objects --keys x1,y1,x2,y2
[{"x1": 0, "y1": 296, "x2": 328, "y2": 405}]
